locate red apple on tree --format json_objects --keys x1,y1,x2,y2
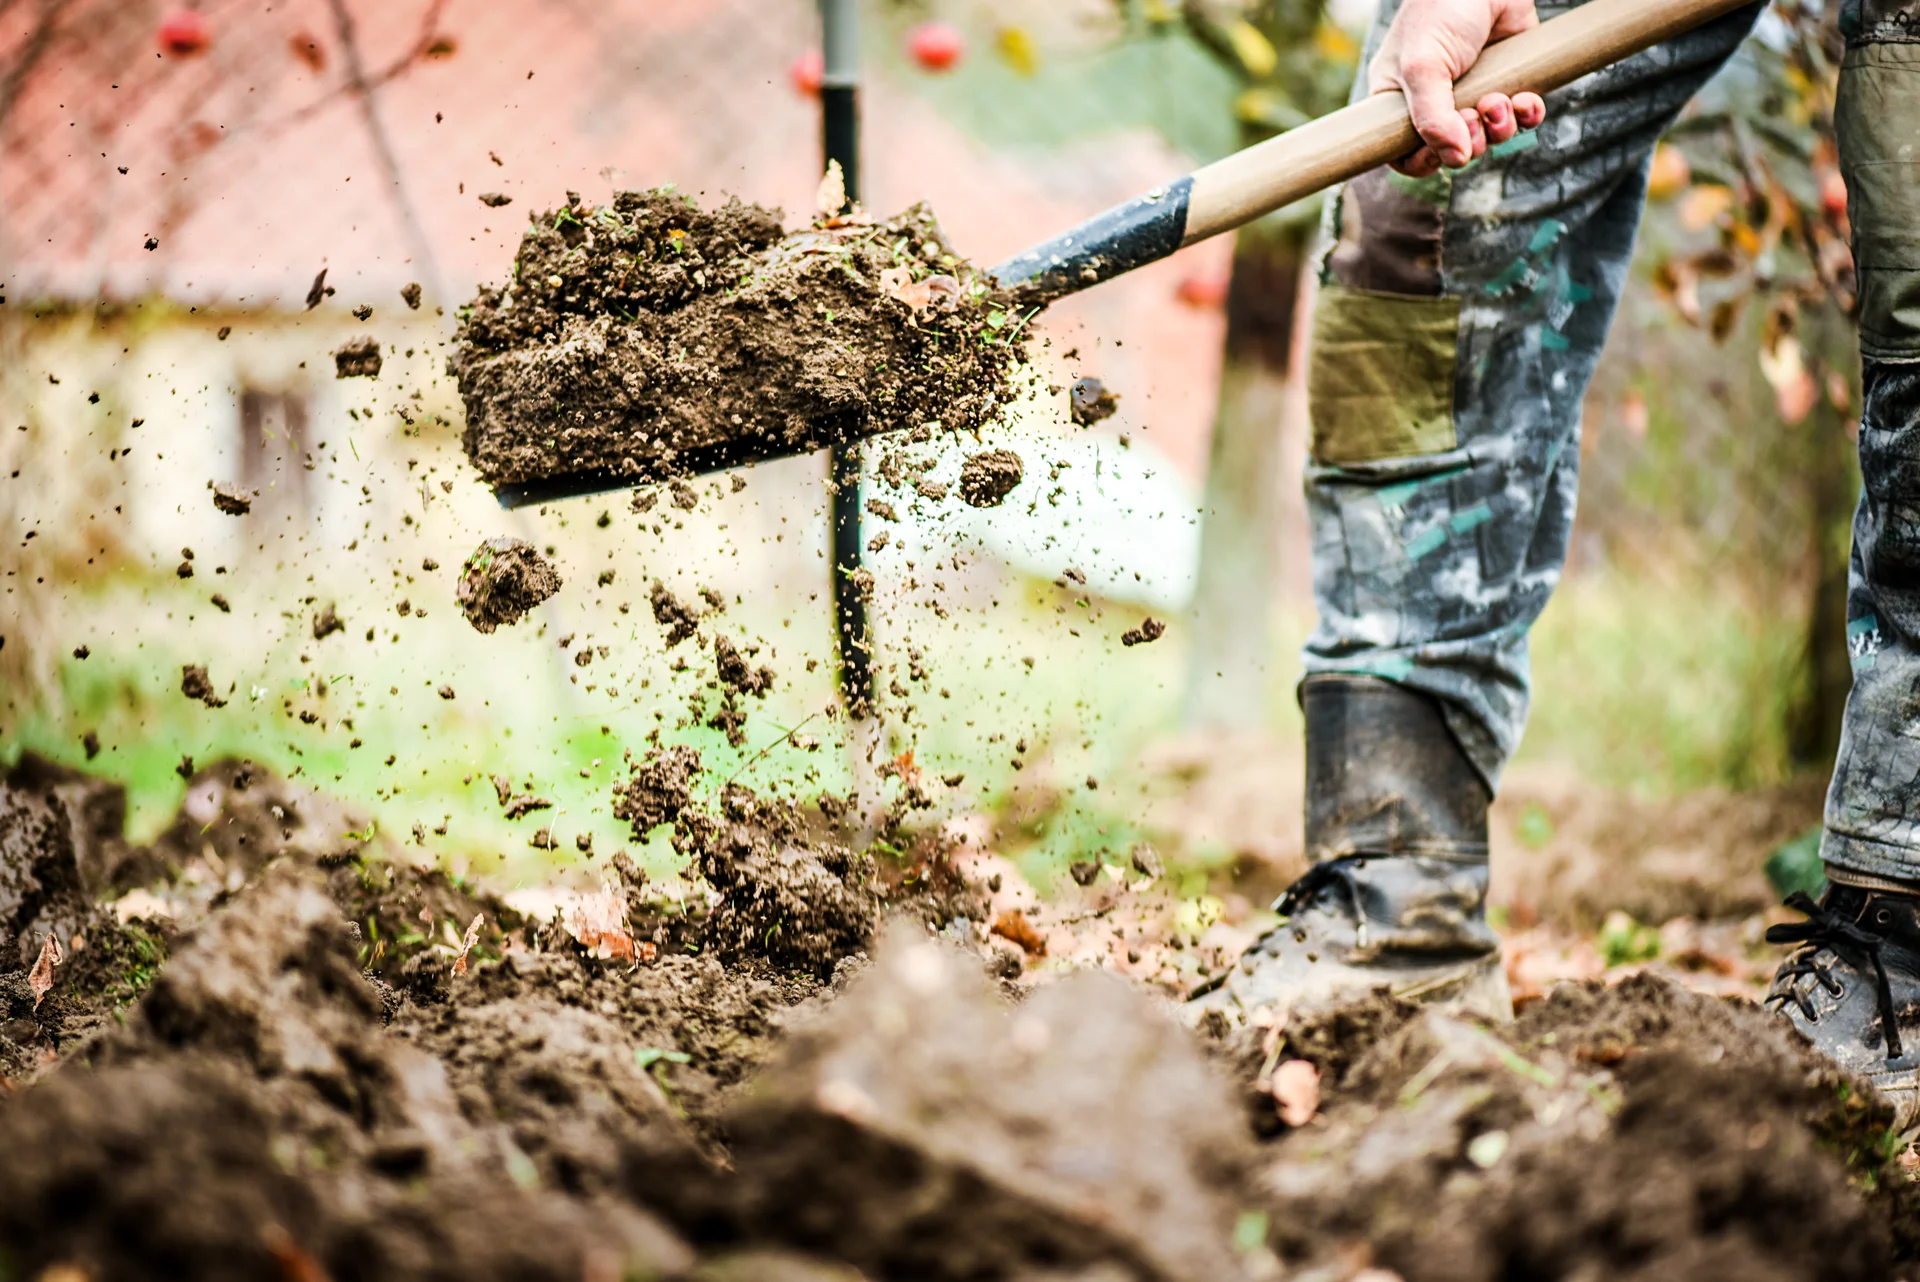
[
  {"x1": 158, "y1": 8, "x2": 211, "y2": 56},
  {"x1": 790, "y1": 49, "x2": 824, "y2": 98},
  {"x1": 907, "y1": 22, "x2": 964, "y2": 72}
]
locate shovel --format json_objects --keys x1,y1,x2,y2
[{"x1": 491, "y1": 0, "x2": 1751, "y2": 509}]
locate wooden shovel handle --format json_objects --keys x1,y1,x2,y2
[{"x1": 1182, "y1": 0, "x2": 1756, "y2": 242}]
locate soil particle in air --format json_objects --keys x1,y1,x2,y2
[
  {"x1": 452, "y1": 189, "x2": 1031, "y2": 488},
  {"x1": 179, "y1": 663, "x2": 226, "y2": 707},
  {"x1": 333, "y1": 336, "x2": 382, "y2": 379},
  {"x1": 457, "y1": 537, "x2": 561, "y2": 633},
  {"x1": 714, "y1": 635, "x2": 774, "y2": 697},
  {"x1": 312, "y1": 602, "x2": 344, "y2": 639},
  {"x1": 614, "y1": 745, "x2": 702, "y2": 836},
  {"x1": 1121, "y1": 617, "x2": 1166, "y2": 647},
  {"x1": 650, "y1": 580, "x2": 702, "y2": 647},
  {"x1": 401, "y1": 281, "x2": 423, "y2": 309},
  {"x1": 672, "y1": 784, "x2": 879, "y2": 973},
  {"x1": 209, "y1": 480, "x2": 252, "y2": 515},
  {"x1": 958, "y1": 447, "x2": 1024, "y2": 508},
  {"x1": 1070, "y1": 376, "x2": 1120, "y2": 426}
]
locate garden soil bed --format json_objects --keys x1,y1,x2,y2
[{"x1": 2, "y1": 754, "x2": 1918, "y2": 1282}]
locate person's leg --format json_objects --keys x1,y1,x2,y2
[
  {"x1": 1194, "y1": 0, "x2": 1761, "y2": 1023},
  {"x1": 1767, "y1": 0, "x2": 1920, "y2": 1129}
]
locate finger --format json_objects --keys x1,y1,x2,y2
[
  {"x1": 1477, "y1": 93, "x2": 1516, "y2": 145},
  {"x1": 1513, "y1": 92, "x2": 1546, "y2": 129},
  {"x1": 1391, "y1": 145, "x2": 1444, "y2": 179},
  {"x1": 1400, "y1": 55, "x2": 1472, "y2": 167},
  {"x1": 1489, "y1": 0, "x2": 1540, "y2": 39},
  {"x1": 1462, "y1": 108, "x2": 1488, "y2": 163}
]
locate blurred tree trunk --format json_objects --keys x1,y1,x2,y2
[
  {"x1": 1787, "y1": 303, "x2": 1862, "y2": 770},
  {"x1": 1184, "y1": 217, "x2": 1311, "y2": 731}
]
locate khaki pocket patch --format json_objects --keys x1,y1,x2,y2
[
  {"x1": 1839, "y1": 42, "x2": 1920, "y2": 360},
  {"x1": 1308, "y1": 285, "x2": 1460, "y2": 465}
]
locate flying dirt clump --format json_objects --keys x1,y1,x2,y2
[
  {"x1": 457, "y1": 537, "x2": 561, "y2": 633},
  {"x1": 451, "y1": 188, "x2": 1033, "y2": 489},
  {"x1": 332, "y1": 336, "x2": 381, "y2": 379},
  {"x1": 649, "y1": 580, "x2": 702, "y2": 647},
  {"x1": 208, "y1": 480, "x2": 252, "y2": 515},
  {"x1": 179, "y1": 664, "x2": 226, "y2": 708},
  {"x1": 672, "y1": 784, "x2": 880, "y2": 973},
  {"x1": 612, "y1": 744, "x2": 702, "y2": 836},
  {"x1": 958, "y1": 447, "x2": 1024, "y2": 508}
]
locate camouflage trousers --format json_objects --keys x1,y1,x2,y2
[{"x1": 1302, "y1": 0, "x2": 1920, "y2": 880}]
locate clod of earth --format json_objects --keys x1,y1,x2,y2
[
  {"x1": 478, "y1": 191, "x2": 512, "y2": 207},
  {"x1": 452, "y1": 188, "x2": 1031, "y2": 489},
  {"x1": 958, "y1": 448, "x2": 1024, "y2": 508},
  {"x1": 714, "y1": 635, "x2": 774, "y2": 697},
  {"x1": 1070, "y1": 375, "x2": 1120, "y2": 426},
  {"x1": 613, "y1": 744, "x2": 701, "y2": 836},
  {"x1": 457, "y1": 537, "x2": 561, "y2": 633},
  {"x1": 650, "y1": 580, "x2": 702, "y2": 648},
  {"x1": 311, "y1": 602, "x2": 343, "y2": 640},
  {"x1": 179, "y1": 664, "x2": 226, "y2": 707},
  {"x1": 1121, "y1": 617, "x2": 1166, "y2": 647},
  {"x1": 209, "y1": 480, "x2": 252, "y2": 515},
  {"x1": 400, "y1": 281, "x2": 422, "y2": 310},
  {"x1": 332, "y1": 336, "x2": 382, "y2": 379},
  {"x1": 3, "y1": 757, "x2": 1919, "y2": 1279}
]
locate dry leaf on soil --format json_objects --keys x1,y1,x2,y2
[
  {"x1": 28, "y1": 933, "x2": 64, "y2": 1009},
  {"x1": 453, "y1": 913, "x2": 484, "y2": 975},
  {"x1": 568, "y1": 881, "x2": 637, "y2": 961},
  {"x1": 990, "y1": 909, "x2": 1047, "y2": 957},
  {"x1": 1270, "y1": 1058, "x2": 1320, "y2": 1127}
]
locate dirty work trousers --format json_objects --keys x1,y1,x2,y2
[{"x1": 1302, "y1": 0, "x2": 1920, "y2": 881}]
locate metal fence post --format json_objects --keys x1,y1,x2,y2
[{"x1": 821, "y1": 0, "x2": 872, "y2": 716}]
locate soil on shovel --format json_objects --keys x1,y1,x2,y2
[
  {"x1": 452, "y1": 189, "x2": 1033, "y2": 489},
  {"x1": 5, "y1": 756, "x2": 1920, "y2": 1281}
]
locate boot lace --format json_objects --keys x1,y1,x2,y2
[{"x1": 1766, "y1": 891, "x2": 1904, "y2": 1060}]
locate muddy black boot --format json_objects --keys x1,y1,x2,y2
[
  {"x1": 1766, "y1": 884, "x2": 1920, "y2": 1131},
  {"x1": 1188, "y1": 674, "x2": 1510, "y2": 1025}
]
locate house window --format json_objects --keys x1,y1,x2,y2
[{"x1": 237, "y1": 387, "x2": 310, "y2": 515}]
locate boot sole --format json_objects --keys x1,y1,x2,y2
[{"x1": 1389, "y1": 951, "x2": 1513, "y2": 1023}]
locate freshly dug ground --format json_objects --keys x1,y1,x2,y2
[
  {"x1": 453, "y1": 189, "x2": 1032, "y2": 489},
  {"x1": 3, "y1": 754, "x2": 1919, "y2": 1281}
]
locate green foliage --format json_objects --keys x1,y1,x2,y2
[
  {"x1": 1765, "y1": 824, "x2": 1829, "y2": 901},
  {"x1": 1598, "y1": 911, "x2": 1662, "y2": 968}
]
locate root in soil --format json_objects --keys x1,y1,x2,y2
[{"x1": 452, "y1": 189, "x2": 1032, "y2": 488}]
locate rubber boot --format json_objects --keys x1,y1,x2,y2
[
  {"x1": 1188, "y1": 674, "x2": 1511, "y2": 1025},
  {"x1": 1767, "y1": 882, "x2": 1920, "y2": 1133}
]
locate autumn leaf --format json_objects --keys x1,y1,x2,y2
[
  {"x1": 990, "y1": 909, "x2": 1046, "y2": 957},
  {"x1": 568, "y1": 881, "x2": 637, "y2": 961},
  {"x1": 453, "y1": 913, "x2": 484, "y2": 975},
  {"x1": 1270, "y1": 1058, "x2": 1320, "y2": 1127},
  {"x1": 28, "y1": 933, "x2": 63, "y2": 1010}
]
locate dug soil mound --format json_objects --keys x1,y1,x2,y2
[
  {"x1": 453, "y1": 189, "x2": 1031, "y2": 489},
  {"x1": 3, "y1": 759, "x2": 1919, "y2": 1280}
]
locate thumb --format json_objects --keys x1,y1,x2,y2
[{"x1": 1400, "y1": 54, "x2": 1471, "y2": 167}]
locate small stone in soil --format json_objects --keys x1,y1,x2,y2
[
  {"x1": 959, "y1": 448, "x2": 1024, "y2": 508},
  {"x1": 181, "y1": 664, "x2": 227, "y2": 707},
  {"x1": 457, "y1": 538, "x2": 561, "y2": 633},
  {"x1": 1069, "y1": 376, "x2": 1119, "y2": 427},
  {"x1": 210, "y1": 481, "x2": 252, "y2": 515},
  {"x1": 333, "y1": 336, "x2": 382, "y2": 379},
  {"x1": 1121, "y1": 617, "x2": 1165, "y2": 647}
]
